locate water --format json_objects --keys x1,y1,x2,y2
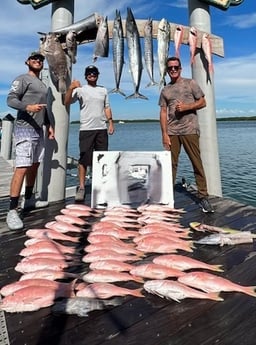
[{"x1": 68, "y1": 121, "x2": 256, "y2": 207}]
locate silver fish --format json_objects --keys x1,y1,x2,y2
[
  {"x1": 66, "y1": 30, "x2": 77, "y2": 64},
  {"x1": 40, "y1": 32, "x2": 68, "y2": 94},
  {"x1": 52, "y1": 297, "x2": 121, "y2": 317},
  {"x1": 53, "y1": 13, "x2": 99, "y2": 36},
  {"x1": 157, "y1": 18, "x2": 170, "y2": 88},
  {"x1": 144, "y1": 18, "x2": 157, "y2": 87},
  {"x1": 126, "y1": 7, "x2": 148, "y2": 100},
  {"x1": 109, "y1": 10, "x2": 125, "y2": 96},
  {"x1": 195, "y1": 231, "x2": 256, "y2": 246},
  {"x1": 93, "y1": 16, "x2": 109, "y2": 62}
]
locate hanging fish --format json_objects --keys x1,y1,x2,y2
[
  {"x1": 144, "y1": 18, "x2": 157, "y2": 87},
  {"x1": 65, "y1": 30, "x2": 77, "y2": 64},
  {"x1": 93, "y1": 16, "x2": 109, "y2": 62},
  {"x1": 157, "y1": 18, "x2": 170, "y2": 88},
  {"x1": 188, "y1": 26, "x2": 198, "y2": 65},
  {"x1": 110, "y1": 10, "x2": 125, "y2": 96},
  {"x1": 126, "y1": 7, "x2": 148, "y2": 100},
  {"x1": 202, "y1": 33, "x2": 214, "y2": 74},
  {"x1": 40, "y1": 32, "x2": 68, "y2": 94},
  {"x1": 174, "y1": 25, "x2": 184, "y2": 58}
]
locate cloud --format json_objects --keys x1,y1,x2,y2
[{"x1": 223, "y1": 13, "x2": 256, "y2": 29}]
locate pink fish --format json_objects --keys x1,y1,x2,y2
[
  {"x1": 136, "y1": 237, "x2": 194, "y2": 253},
  {"x1": 20, "y1": 252, "x2": 77, "y2": 262},
  {"x1": 130, "y1": 263, "x2": 185, "y2": 279},
  {"x1": 19, "y1": 239, "x2": 76, "y2": 256},
  {"x1": 188, "y1": 26, "x2": 198, "y2": 65},
  {"x1": 82, "y1": 250, "x2": 140, "y2": 263},
  {"x1": 202, "y1": 32, "x2": 214, "y2": 73},
  {"x1": 137, "y1": 215, "x2": 179, "y2": 225},
  {"x1": 19, "y1": 269, "x2": 78, "y2": 281},
  {"x1": 91, "y1": 227, "x2": 138, "y2": 239},
  {"x1": 76, "y1": 282, "x2": 143, "y2": 299},
  {"x1": 134, "y1": 233, "x2": 191, "y2": 244},
  {"x1": 15, "y1": 257, "x2": 75, "y2": 273},
  {"x1": 89, "y1": 260, "x2": 134, "y2": 272},
  {"x1": 87, "y1": 233, "x2": 134, "y2": 247},
  {"x1": 55, "y1": 214, "x2": 87, "y2": 226},
  {"x1": 153, "y1": 254, "x2": 224, "y2": 272},
  {"x1": 60, "y1": 208, "x2": 92, "y2": 218},
  {"x1": 178, "y1": 271, "x2": 256, "y2": 297},
  {"x1": 174, "y1": 25, "x2": 184, "y2": 58},
  {"x1": 138, "y1": 226, "x2": 191, "y2": 238},
  {"x1": 91, "y1": 221, "x2": 123, "y2": 231},
  {"x1": 144, "y1": 279, "x2": 223, "y2": 302},
  {"x1": 82, "y1": 269, "x2": 143, "y2": 284},
  {"x1": 0, "y1": 285, "x2": 74, "y2": 313},
  {"x1": 25, "y1": 228, "x2": 80, "y2": 243},
  {"x1": 45, "y1": 220, "x2": 86, "y2": 233},
  {"x1": 84, "y1": 242, "x2": 144, "y2": 256},
  {"x1": 0, "y1": 278, "x2": 76, "y2": 297}
]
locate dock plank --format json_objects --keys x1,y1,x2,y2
[{"x1": 1, "y1": 186, "x2": 256, "y2": 345}]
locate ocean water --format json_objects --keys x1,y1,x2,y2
[{"x1": 68, "y1": 121, "x2": 256, "y2": 207}]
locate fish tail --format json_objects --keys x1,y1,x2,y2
[
  {"x1": 242, "y1": 286, "x2": 256, "y2": 297},
  {"x1": 109, "y1": 88, "x2": 126, "y2": 97},
  {"x1": 125, "y1": 92, "x2": 148, "y2": 100}
]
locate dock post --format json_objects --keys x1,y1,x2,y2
[
  {"x1": 188, "y1": 0, "x2": 222, "y2": 197},
  {"x1": 41, "y1": 0, "x2": 74, "y2": 202},
  {"x1": 0, "y1": 114, "x2": 15, "y2": 160}
]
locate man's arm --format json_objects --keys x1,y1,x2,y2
[
  {"x1": 105, "y1": 107, "x2": 114, "y2": 135},
  {"x1": 160, "y1": 106, "x2": 171, "y2": 150},
  {"x1": 64, "y1": 80, "x2": 81, "y2": 106}
]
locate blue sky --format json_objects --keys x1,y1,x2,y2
[{"x1": 0, "y1": 0, "x2": 255, "y2": 121}]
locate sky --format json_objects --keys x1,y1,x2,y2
[{"x1": 0, "y1": 0, "x2": 255, "y2": 122}]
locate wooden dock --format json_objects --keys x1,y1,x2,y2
[{"x1": 1, "y1": 177, "x2": 256, "y2": 345}]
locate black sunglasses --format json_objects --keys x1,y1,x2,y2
[
  {"x1": 29, "y1": 56, "x2": 44, "y2": 62},
  {"x1": 86, "y1": 71, "x2": 98, "y2": 76},
  {"x1": 167, "y1": 66, "x2": 180, "y2": 72}
]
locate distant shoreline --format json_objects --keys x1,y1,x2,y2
[{"x1": 70, "y1": 116, "x2": 256, "y2": 124}]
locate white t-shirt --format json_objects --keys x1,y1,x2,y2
[{"x1": 71, "y1": 84, "x2": 110, "y2": 131}]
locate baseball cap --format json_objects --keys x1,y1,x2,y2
[
  {"x1": 27, "y1": 51, "x2": 45, "y2": 61},
  {"x1": 85, "y1": 65, "x2": 99, "y2": 76}
]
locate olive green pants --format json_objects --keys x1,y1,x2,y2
[{"x1": 170, "y1": 134, "x2": 208, "y2": 198}]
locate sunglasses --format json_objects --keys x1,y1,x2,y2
[
  {"x1": 86, "y1": 71, "x2": 98, "y2": 76},
  {"x1": 167, "y1": 66, "x2": 180, "y2": 72},
  {"x1": 29, "y1": 57, "x2": 44, "y2": 62}
]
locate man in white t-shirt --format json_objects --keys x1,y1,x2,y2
[{"x1": 64, "y1": 65, "x2": 115, "y2": 201}]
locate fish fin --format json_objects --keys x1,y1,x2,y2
[
  {"x1": 207, "y1": 292, "x2": 224, "y2": 301},
  {"x1": 213, "y1": 265, "x2": 224, "y2": 272},
  {"x1": 133, "y1": 288, "x2": 145, "y2": 298},
  {"x1": 125, "y1": 92, "x2": 148, "y2": 100}
]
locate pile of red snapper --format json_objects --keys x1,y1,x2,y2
[{"x1": 1, "y1": 203, "x2": 256, "y2": 314}]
